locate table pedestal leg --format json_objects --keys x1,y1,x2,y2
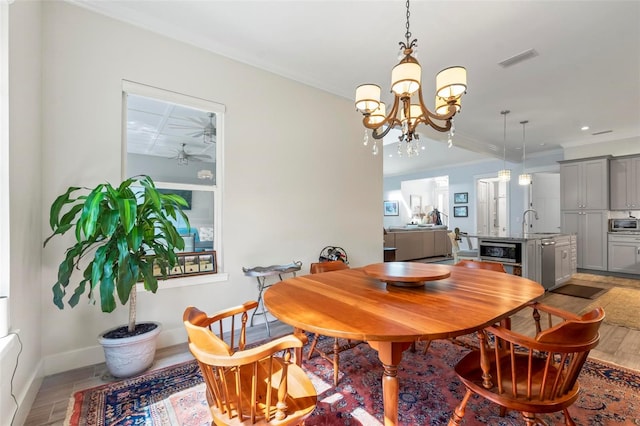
[{"x1": 369, "y1": 341, "x2": 411, "y2": 426}]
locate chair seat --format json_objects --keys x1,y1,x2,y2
[
  {"x1": 455, "y1": 350, "x2": 580, "y2": 414},
  {"x1": 457, "y1": 250, "x2": 478, "y2": 258},
  {"x1": 212, "y1": 358, "x2": 317, "y2": 425}
]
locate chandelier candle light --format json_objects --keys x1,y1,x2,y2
[
  {"x1": 519, "y1": 120, "x2": 532, "y2": 185},
  {"x1": 355, "y1": 0, "x2": 467, "y2": 156},
  {"x1": 498, "y1": 110, "x2": 511, "y2": 181}
]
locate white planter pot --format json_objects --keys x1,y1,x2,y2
[{"x1": 98, "y1": 322, "x2": 161, "y2": 378}]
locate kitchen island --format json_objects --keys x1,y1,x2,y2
[{"x1": 470, "y1": 232, "x2": 576, "y2": 290}]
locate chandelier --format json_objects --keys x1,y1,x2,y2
[
  {"x1": 498, "y1": 110, "x2": 511, "y2": 181},
  {"x1": 519, "y1": 120, "x2": 531, "y2": 185},
  {"x1": 354, "y1": 0, "x2": 467, "y2": 156}
]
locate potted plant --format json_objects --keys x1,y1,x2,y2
[{"x1": 44, "y1": 175, "x2": 190, "y2": 377}]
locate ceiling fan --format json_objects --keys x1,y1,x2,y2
[
  {"x1": 170, "y1": 112, "x2": 216, "y2": 144},
  {"x1": 172, "y1": 143, "x2": 212, "y2": 166}
]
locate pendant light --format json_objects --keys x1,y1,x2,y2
[
  {"x1": 498, "y1": 110, "x2": 511, "y2": 181},
  {"x1": 518, "y1": 120, "x2": 532, "y2": 185}
]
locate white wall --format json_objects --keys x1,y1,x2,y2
[
  {"x1": 32, "y1": 1, "x2": 381, "y2": 376},
  {"x1": 3, "y1": 1, "x2": 44, "y2": 425},
  {"x1": 563, "y1": 136, "x2": 640, "y2": 160}
]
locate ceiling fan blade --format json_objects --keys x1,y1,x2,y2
[
  {"x1": 186, "y1": 117, "x2": 209, "y2": 125},
  {"x1": 189, "y1": 154, "x2": 213, "y2": 161},
  {"x1": 169, "y1": 124, "x2": 201, "y2": 130}
]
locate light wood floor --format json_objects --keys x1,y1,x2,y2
[{"x1": 23, "y1": 274, "x2": 640, "y2": 426}]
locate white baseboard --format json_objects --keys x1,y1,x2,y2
[{"x1": 42, "y1": 324, "x2": 188, "y2": 376}]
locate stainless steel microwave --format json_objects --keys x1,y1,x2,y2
[
  {"x1": 479, "y1": 241, "x2": 522, "y2": 264},
  {"x1": 609, "y1": 218, "x2": 640, "y2": 232}
]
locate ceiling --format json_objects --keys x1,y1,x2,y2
[{"x1": 72, "y1": 0, "x2": 640, "y2": 176}]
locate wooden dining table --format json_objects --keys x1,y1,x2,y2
[{"x1": 263, "y1": 262, "x2": 545, "y2": 426}]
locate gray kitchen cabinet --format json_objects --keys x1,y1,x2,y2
[
  {"x1": 610, "y1": 155, "x2": 640, "y2": 210},
  {"x1": 560, "y1": 157, "x2": 609, "y2": 210},
  {"x1": 384, "y1": 229, "x2": 451, "y2": 261},
  {"x1": 608, "y1": 233, "x2": 640, "y2": 274},
  {"x1": 561, "y1": 210, "x2": 608, "y2": 270}
]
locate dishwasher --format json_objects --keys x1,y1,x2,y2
[{"x1": 540, "y1": 238, "x2": 556, "y2": 290}]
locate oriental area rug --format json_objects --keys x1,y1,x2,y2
[{"x1": 65, "y1": 339, "x2": 640, "y2": 426}]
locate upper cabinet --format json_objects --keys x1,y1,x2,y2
[
  {"x1": 610, "y1": 155, "x2": 640, "y2": 210},
  {"x1": 560, "y1": 157, "x2": 609, "y2": 210}
]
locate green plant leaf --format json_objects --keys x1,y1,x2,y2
[
  {"x1": 99, "y1": 209, "x2": 119, "y2": 237},
  {"x1": 80, "y1": 186, "x2": 105, "y2": 239},
  {"x1": 117, "y1": 197, "x2": 137, "y2": 235},
  {"x1": 91, "y1": 245, "x2": 107, "y2": 285},
  {"x1": 100, "y1": 261, "x2": 116, "y2": 313},
  {"x1": 43, "y1": 223, "x2": 73, "y2": 247},
  {"x1": 116, "y1": 255, "x2": 138, "y2": 305},
  {"x1": 68, "y1": 279, "x2": 88, "y2": 307},
  {"x1": 49, "y1": 186, "x2": 80, "y2": 229}
]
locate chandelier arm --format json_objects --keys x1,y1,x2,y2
[
  {"x1": 366, "y1": 96, "x2": 403, "y2": 139},
  {"x1": 414, "y1": 114, "x2": 451, "y2": 133},
  {"x1": 418, "y1": 88, "x2": 456, "y2": 121}
]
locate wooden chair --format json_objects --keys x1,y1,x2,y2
[
  {"x1": 455, "y1": 259, "x2": 507, "y2": 273},
  {"x1": 183, "y1": 302, "x2": 317, "y2": 425},
  {"x1": 307, "y1": 261, "x2": 362, "y2": 386},
  {"x1": 417, "y1": 258, "x2": 507, "y2": 355},
  {"x1": 448, "y1": 302, "x2": 605, "y2": 426}
]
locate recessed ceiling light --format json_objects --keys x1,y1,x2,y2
[
  {"x1": 539, "y1": 142, "x2": 546, "y2": 146},
  {"x1": 581, "y1": 126, "x2": 590, "y2": 131}
]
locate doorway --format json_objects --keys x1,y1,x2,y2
[{"x1": 476, "y1": 177, "x2": 509, "y2": 236}]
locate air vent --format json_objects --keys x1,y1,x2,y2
[
  {"x1": 592, "y1": 130, "x2": 613, "y2": 136},
  {"x1": 498, "y1": 49, "x2": 539, "y2": 68},
  {"x1": 487, "y1": 144, "x2": 498, "y2": 152}
]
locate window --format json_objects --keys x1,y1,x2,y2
[{"x1": 122, "y1": 81, "x2": 225, "y2": 282}]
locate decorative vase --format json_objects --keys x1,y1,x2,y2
[{"x1": 98, "y1": 322, "x2": 161, "y2": 378}]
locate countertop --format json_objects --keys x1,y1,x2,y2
[{"x1": 469, "y1": 232, "x2": 573, "y2": 241}]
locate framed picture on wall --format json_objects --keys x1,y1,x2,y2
[
  {"x1": 454, "y1": 192, "x2": 468, "y2": 204},
  {"x1": 383, "y1": 200, "x2": 399, "y2": 216},
  {"x1": 410, "y1": 195, "x2": 422, "y2": 215},
  {"x1": 453, "y1": 206, "x2": 468, "y2": 217}
]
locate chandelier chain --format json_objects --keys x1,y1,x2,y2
[{"x1": 405, "y1": 0, "x2": 412, "y2": 43}]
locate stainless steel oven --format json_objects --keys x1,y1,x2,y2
[{"x1": 479, "y1": 241, "x2": 522, "y2": 264}]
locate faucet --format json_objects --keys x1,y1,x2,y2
[{"x1": 522, "y1": 208, "x2": 539, "y2": 235}]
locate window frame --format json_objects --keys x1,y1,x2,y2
[{"x1": 121, "y1": 80, "x2": 227, "y2": 286}]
